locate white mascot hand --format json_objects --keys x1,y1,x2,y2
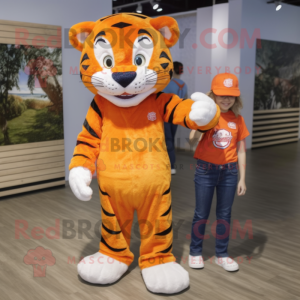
[
  {"x1": 189, "y1": 92, "x2": 217, "y2": 126},
  {"x1": 69, "y1": 166, "x2": 93, "y2": 201}
]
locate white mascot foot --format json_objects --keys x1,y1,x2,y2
[
  {"x1": 77, "y1": 252, "x2": 128, "y2": 284},
  {"x1": 142, "y1": 262, "x2": 189, "y2": 294}
]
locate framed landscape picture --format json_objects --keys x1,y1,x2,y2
[
  {"x1": 0, "y1": 20, "x2": 65, "y2": 197},
  {"x1": 254, "y1": 39, "x2": 300, "y2": 111},
  {"x1": 252, "y1": 39, "x2": 300, "y2": 149},
  {"x1": 0, "y1": 44, "x2": 63, "y2": 145}
]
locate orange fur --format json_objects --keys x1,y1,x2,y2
[{"x1": 69, "y1": 13, "x2": 220, "y2": 269}]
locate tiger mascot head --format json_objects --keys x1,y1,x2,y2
[{"x1": 69, "y1": 13, "x2": 179, "y2": 107}]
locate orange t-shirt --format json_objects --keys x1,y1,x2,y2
[{"x1": 194, "y1": 110, "x2": 249, "y2": 165}]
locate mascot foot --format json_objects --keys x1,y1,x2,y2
[
  {"x1": 142, "y1": 262, "x2": 189, "y2": 294},
  {"x1": 77, "y1": 252, "x2": 128, "y2": 284}
]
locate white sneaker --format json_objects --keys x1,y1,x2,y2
[
  {"x1": 189, "y1": 255, "x2": 204, "y2": 269},
  {"x1": 171, "y1": 169, "x2": 176, "y2": 175},
  {"x1": 215, "y1": 257, "x2": 239, "y2": 272}
]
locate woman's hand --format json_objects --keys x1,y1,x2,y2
[{"x1": 237, "y1": 179, "x2": 246, "y2": 196}]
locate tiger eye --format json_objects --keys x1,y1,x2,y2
[
  {"x1": 103, "y1": 55, "x2": 114, "y2": 69},
  {"x1": 106, "y1": 59, "x2": 112, "y2": 67},
  {"x1": 135, "y1": 57, "x2": 142, "y2": 66},
  {"x1": 134, "y1": 54, "x2": 146, "y2": 67}
]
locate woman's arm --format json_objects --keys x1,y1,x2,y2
[
  {"x1": 189, "y1": 130, "x2": 202, "y2": 147},
  {"x1": 237, "y1": 139, "x2": 246, "y2": 196},
  {"x1": 189, "y1": 130, "x2": 203, "y2": 148}
]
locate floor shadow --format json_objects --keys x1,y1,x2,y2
[
  {"x1": 228, "y1": 230, "x2": 268, "y2": 260},
  {"x1": 77, "y1": 269, "x2": 131, "y2": 287},
  {"x1": 192, "y1": 230, "x2": 268, "y2": 262}
]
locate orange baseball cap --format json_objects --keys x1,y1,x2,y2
[{"x1": 211, "y1": 73, "x2": 240, "y2": 96}]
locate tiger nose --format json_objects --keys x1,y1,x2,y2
[{"x1": 112, "y1": 72, "x2": 137, "y2": 88}]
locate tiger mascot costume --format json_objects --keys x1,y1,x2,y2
[{"x1": 68, "y1": 13, "x2": 220, "y2": 294}]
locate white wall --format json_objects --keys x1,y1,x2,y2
[
  {"x1": 195, "y1": 6, "x2": 213, "y2": 94},
  {"x1": 171, "y1": 12, "x2": 197, "y2": 96},
  {"x1": 174, "y1": 4, "x2": 231, "y2": 151},
  {"x1": 195, "y1": 3, "x2": 230, "y2": 90},
  {"x1": 0, "y1": 0, "x2": 112, "y2": 180},
  {"x1": 170, "y1": 12, "x2": 197, "y2": 150}
]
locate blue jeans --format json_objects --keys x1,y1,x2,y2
[
  {"x1": 164, "y1": 122, "x2": 178, "y2": 169},
  {"x1": 190, "y1": 159, "x2": 238, "y2": 258}
]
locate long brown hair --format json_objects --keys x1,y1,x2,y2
[{"x1": 206, "y1": 90, "x2": 243, "y2": 117}]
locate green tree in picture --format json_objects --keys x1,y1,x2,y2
[
  {"x1": 254, "y1": 39, "x2": 300, "y2": 110},
  {"x1": 0, "y1": 44, "x2": 24, "y2": 144},
  {"x1": 22, "y1": 46, "x2": 63, "y2": 114}
]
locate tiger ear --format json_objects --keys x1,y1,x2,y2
[
  {"x1": 69, "y1": 21, "x2": 96, "y2": 51},
  {"x1": 150, "y1": 16, "x2": 180, "y2": 48}
]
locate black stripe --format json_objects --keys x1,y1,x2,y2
[
  {"x1": 159, "y1": 51, "x2": 171, "y2": 61},
  {"x1": 80, "y1": 72, "x2": 83, "y2": 80},
  {"x1": 161, "y1": 63, "x2": 169, "y2": 70},
  {"x1": 163, "y1": 186, "x2": 171, "y2": 195},
  {"x1": 161, "y1": 205, "x2": 171, "y2": 217},
  {"x1": 101, "y1": 206, "x2": 115, "y2": 217},
  {"x1": 100, "y1": 15, "x2": 115, "y2": 22},
  {"x1": 169, "y1": 69, "x2": 173, "y2": 79},
  {"x1": 127, "y1": 13, "x2": 147, "y2": 19},
  {"x1": 156, "y1": 91, "x2": 164, "y2": 99},
  {"x1": 102, "y1": 223, "x2": 121, "y2": 235},
  {"x1": 99, "y1": 186, "x2": 110, "y2": 197},
  {"x1": 81, "y1": 53, "x2": 89, "y2": 63},
  {"x1": 163, "y1": 96, "x2": 173, "y2": 115},
  {"x1": 82, "y1": 65, "x2": 89, "y2": 70},
  {"x1": 155, "y1": 224, "x2": 172, "y2": 236},
  {"x1": 112, "y1": 22, "x2": 132, "y2": 29},
  {"x1": 184, "y1": 116, "x2": 190, "y2": 129},
  {"x1": 156, "y1": 243, "x2": 172, "y2": 254},
  {"x1": 91, "y1": 99, "x2": 102, "y2": 118},
  {"x1": 197, "y1": 129, "x2": 209, "y2": 133},
  {"x1": 168, "y1": 103, "x2": 179, "y2": 123},
  {"x1": 73, "y1": 154, "x2": 89, "y2": 159},
  {"x1": 76, "y1": 140, "x2": 96, "y2": 148},
  {"x1": 83, "y1": 119, "x2": 99, "y2": 139},
  {"x1": 182, "y1": 98, "x2": 188, "y2": 101},
  {"x1": 101, "y1": 236, "x2": 126, "y2": 252},
  {"x1": 94, "y1": 31, "x2": 106, "y2": 41},
  {"x1": 138, "y1": 29, "x2": 152, "y2": 37}
]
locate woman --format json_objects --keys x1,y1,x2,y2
[{"x1": 189, "y1": 73, "x2": 249, "y2": 272}]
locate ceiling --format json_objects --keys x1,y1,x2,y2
[{"x1": 112, "y1": 0, "x2": 300, "y2": 16}]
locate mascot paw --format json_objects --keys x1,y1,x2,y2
[
  {"x1": 189, "y1": 92, "x2": 217, "y2": 126},
  {"x1": 69, "y1": 166, "x2": 93, "y2": 201},
  {"x1": 78, "y1": 252, "x2": 128, "y2": 284},
  {"x1": 142, "y1": 262, "x2": 189, "y2": 294}
]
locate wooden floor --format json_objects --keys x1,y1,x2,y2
[{"x1": 1, "y1": 142, "x2": 300, "y2": 300}]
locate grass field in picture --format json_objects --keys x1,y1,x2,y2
[
  {"x1": 0, "y1": 107, "x2": 64, "y2": 146},
  {"x1": 0, "y1": 44, "x2": 63, "y2": 146}
]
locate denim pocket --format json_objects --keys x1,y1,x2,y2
[
  {"x1": 229, "y1": 164, "x2": 238, "y2": 176},
  {"x1": 195, "y1": 161, "x2": 209, "y2": 175}
]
